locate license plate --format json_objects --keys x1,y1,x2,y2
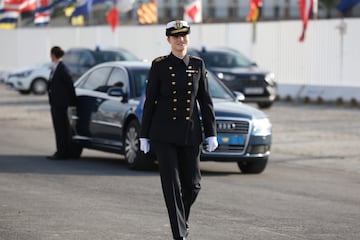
[
  {"x1": 244, "y1": 87, "x2": 264, "y2": 94},
  {"x1": 217, "y1": 134, "x2": 244, "y2": 145}
]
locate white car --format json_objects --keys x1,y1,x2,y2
[
  {"x1": 0, "y1": 70, "x2": 10, "y2": 83},
  {"x1": 6, "y1": 63, "x2": 51, "y2": 95}
]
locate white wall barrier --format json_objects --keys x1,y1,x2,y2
[{"x1": 1, "y1": 19, "x2": 359, "y2": 103}]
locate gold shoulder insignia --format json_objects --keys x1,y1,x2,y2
[{"x1": 154, "y1": 55, "x2": 168, "y2": 62}]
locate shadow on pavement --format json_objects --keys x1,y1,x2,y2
[
  {"x1": 0, "y1": 154, "x2": 157, "y2": 176},
  {"x1": 0, "y1": 154, "x2": 241, "y2": 176}
]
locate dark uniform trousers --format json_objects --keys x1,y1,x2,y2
[
  {"x1": 152, "y1": 141, "x2": 201, "y2": 238},
  {"x1": 50, "y1": 106, "x2": 72, "y2": 156}
]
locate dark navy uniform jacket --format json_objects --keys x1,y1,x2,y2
[
  {"x1": 140, "y1": 52, "x2": 217, "y2": 146},
  {"x1": 47, "y1": 61, "x2": 76, "y2": 107}
]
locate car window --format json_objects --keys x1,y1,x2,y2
[
  {"x1": 99, "y1": 51, "x2": 123, "y2": 61},
  {"x1": 207, "y1": 72, "x2": 234, "y2": 100},
  {"x1": 80, "y1": 67, "x2": 112, "y2": 91},
  {"x1": 104, "y1": 48, "x2": 140, "y2": 61},
  {"x1": 232, "y1": 52, "x2": 253, "y2": 67},
  {"x1": 63, "y1": 51, "x2": 78, "y2": 65},
  {"x1": 78, "y1": 51, "x2": 95, "y2": 66},
  {"x1": 202, "y1": 51, "x2": 253, "y2": 68},
  {"x1": 107, "y1": 67, "x2": 128, "y2": 91},
  {"x1": 92, "y1": 51, "x2": 108, "y2": 63},
  {"x1": 129, "y1": 68, "x2": 149, "y2": 98},
  {"x1": 119, "y1": 49, "x2": 140, "y2": 61}
]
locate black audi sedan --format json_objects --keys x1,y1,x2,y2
[
  {"x1": 67, "y1": 61, "x2": 272, "y2": 174},
  {"x1": 188, "y1": 47, "x2": 277, "y2": 109}
]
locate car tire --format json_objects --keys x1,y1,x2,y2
[
  {"x1": 257, "y1": 101, "x2": 273, "y2": 109},
  {"x1": 237, "y1": 158, "x2": 268, "y2": 174},
  {"x1": 31, "y1": 78, "x2": 47, "y2": 95},
  {"x1": 124, "y1": 120, "x2": 156, "y2": 170}
]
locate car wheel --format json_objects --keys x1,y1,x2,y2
[
  {"x1": 257, "y1": 101, "x2": 273, "y2": 109},
  {"x1": 124, "y1": 120, "x2": 155, "y2": 170},
  {"x1": 237, "y1": 158, "x2": 268, "y2": 174},
  {"x1": 31, "y1": 78, "x2": 47, "y2": 95}
]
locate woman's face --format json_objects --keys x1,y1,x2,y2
[
  {"x1": 167, "y1": 34, "x2": 189, "y2": 52},
  {"x1": 50, "y1": 53, "x2": 56, "y2": 62}
]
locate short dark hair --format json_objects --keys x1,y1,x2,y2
[{"x1": 51, "y1": 46, "x2": 65, "y2": 59}]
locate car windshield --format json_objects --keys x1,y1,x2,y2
[
  {"x1": 207, "y1": 72, "x2": 235, "y2": 101},
  {"x1": 202, "y1": 51, "x2": 253, "y2": 68},
  {"x1": 118, "y1": 49, "x2": 140, "y2": 61},
  {"x1": 92, "y1": 51, "x2": 120, "y2": 62},
  {"x1": 93, "y1": 50, "x2": 140, "y2": 63}
]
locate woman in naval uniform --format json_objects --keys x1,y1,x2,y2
[{"x1": 140, "y1": 20, "x2": 218, "y2": 240}]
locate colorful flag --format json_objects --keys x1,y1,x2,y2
[
  {"x1": 72, "y1": 0, "x2": 107, "y2": 17},
  {"x1": 4, "y1": 0, "x2": 37, "y2": 12},
  {"x1": 34, "y1": 11, "x2": 50, "y2": 25},
  {"x1": 71, "y1": 14, "x2": 84, "y2": 25},
  {"x1": 298, "y1": 0, "x2": 313, "y2": 42},
  {"x1": 183, "y1": 0, "x2": 202, "y2": 23},
  {"x1": 63, "y1": 3, "x2": 76, "y2": 17},
  {"x1": 34, "y1": 0, "x2": 50, "y2": 25},
  {"x1": 137, "y1": 0, "x2": 157, "y2": 24},
  {"x1": 0, "y1": 9, "x2": 18, "y2": 29},
  {"x1": 337, "y1": 0, "x2": 360, "y2": 13},
  {"x1": 71, "y1": 0, "x2": 92, "y2": 16},
  {"x1": 106, "y1": 6, "x2": 118, "y2": 31},
  {"x1": 246, "y1": 0, "x2": 262, "y2": 22},
  {"x1": 35, "y1": 0, "x2": 69, "y2": 12}
]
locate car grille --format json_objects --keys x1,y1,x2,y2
[
  {"x1": 238, "y1": 75, "x2": 266, "y2": 87},
  {"x1": 214, "y1": 120, "x2": 249, "y2": 153},
  {"x1": 216, "y1": 120, "x2": 249, "y2": 134}
]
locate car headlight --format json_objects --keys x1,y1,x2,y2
[
  {"x1": 13, "y1": 70, "x2": 33, "y2": 78},
  {"x1": 252, "y1": 118, "x2": 272, "y2": 136},
  {"x1": 217, "y1": 72, "x2": 236, "y2": 81},
  {"x1": 265, "y1": 72, "x2": 275, "y2": 84}
]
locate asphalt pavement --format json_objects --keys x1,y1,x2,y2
[{"x1": 0, "y1": 84, "x2": 360, "y2": 240}]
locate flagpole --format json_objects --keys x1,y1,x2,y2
[
  {"x1": 313, "y1": 0, "x2": 318, "y2": 20},
  {"x1": 18, "y1": 12, "x2": 22, "y2": 28},
  {"x1": 252, "y1": 21, "x2": 256, "y2": 44},
  {"x1": 337, "y1": 17, "x2": 346, "y2": 84}
]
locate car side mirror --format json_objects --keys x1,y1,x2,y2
[
  {"x1": 107, "y1": 87, "x2": 128, "y2": 103},
  {"x1": 251, "y1": 62, "x2": 258, "y2": 67},
  {"x1": 108, "y1": 87, "x2": 125, "y2": 96},
  {"x1": 233, "y1": 91, "x2": 245, "y2": 102}
]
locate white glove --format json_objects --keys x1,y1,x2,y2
[
  {"x1": 139, "y1": 138, "x2": 150, "y2": 154},
  {"x1": 206, "y1": 136, "x2": 218, "y2": 152}
]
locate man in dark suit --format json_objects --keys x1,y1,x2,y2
[
  {"x1": 140, "y1": 20, "x2": 218, "y2": 240},
  {"x1": 47, "y1": 46, "x2": 76, "y2": 160}
]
